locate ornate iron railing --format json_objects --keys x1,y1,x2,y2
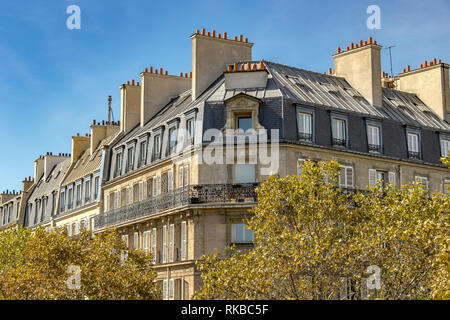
[
  {"x1": 94, "y1": 183, "x2": 259, "y2": 230},
  {"x1": 408, "y1": 151, "x2": 420, "y2": 160},
  {"x1": 333, "y1": 138, "x2": 347, "y2": 147},
  {"x1": 368, "y1": 144, "x2": 381, "y2": 153},
  {"x1": 298, "y1": 132, "x2": 313, "y2": 142}
]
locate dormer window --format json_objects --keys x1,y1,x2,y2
[
  {"x1": 138, "y1": 140, "x2": 147, "y2": 168},
  {"x1": 187, "y1": 118, "x2": 195, "y2": 145},
  {"x1": 297, "y1": 107, "x2": 314, "y2": 142},
  {"x1": 169, "y1": 127, "x2": 177, "y2": 154},
  {"x1": 367, "y1": 121, "x2": 382, "y2": 153},
  {"x1": 440, "y1": 135, "x2": 450, "y2": 158},
  {"x1": 331, "y1": 115, "x2": 348, "y2": 148},
  {"x1": 153, "y1": 134, "x2": 161, "y2": 160},
  {"x1": 407, "y1": 129, "x2": 421, "y2": 160},
  {"x1": 126, "y1": 147, "x2": 134, "y2": 173},
  {"x1": 114, "y1": 152, "x2": 123, "y2": 178},
  {"x1": 237, "y1": 115, "x2": 252, "y2": 131}
]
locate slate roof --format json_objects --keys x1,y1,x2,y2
[{"x1": 62, "y1": 135, "x2": 114, "y2": 186}]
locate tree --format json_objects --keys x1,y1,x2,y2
[
  {"x1": 194, "y1": 160, "x2": 449, "y2": 300},
  {"x1": 0, "y1": 227, "x2": 159, "y2": 300}
]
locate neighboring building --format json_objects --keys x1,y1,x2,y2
[
  {"x1": 93, "y1": 30, "x2": 450, "y2": 299},
  {"x1": 54, "y1": 121, "x2": 120, "y2": 235},
  {"x1": 23, "y1": 154, "x2": 71, "y2": 229},
  {"x1": 2, "y1": 29, "x2": 449, "y2": 299},
  {"x1": 0, "y1": 190, "x2": 21, "y2": 230}
]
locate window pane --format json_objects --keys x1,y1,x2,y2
[
  {"x1": 237, "y1": 116, "x2": 252, "y2": 131},
  {"x1": 298, "y1": 112, "x2": 312, "y2": 134},
  {"x1": 234, "y1": 164, "x2": 255, "y2": 183},
  {"x1": 235, "y1": 223, "x2": 244, "y2": 242}
]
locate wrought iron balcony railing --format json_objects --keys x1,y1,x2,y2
[
  {"x1": 408, "y1": 151, "x2": 420, "y2": 160},
  {"x1": 368, "y1": 144, "x2": 381, "y2": 153},
  {"x1": 94, "y1": 183, "x2": 258, "y2": 230},
  {"x1": 298, "y1": 132, "x2": 313, "y2": 142},
  {"x1": 333, "y1": 138, "x2": 347, "y2": 147}
]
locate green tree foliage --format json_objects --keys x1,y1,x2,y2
[
  {"x1": 194, "y1": 161, "x2": 449, "y2": 300},
  {"x1": 0, "y1": 227, "x2": 159, "y2": 300}
]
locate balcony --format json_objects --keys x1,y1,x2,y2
[
  {"x1": 94, "y1": 183, "x2": 258, "y2": 230},
  {"x1": 298, "y1": 132, "x2": 313, "y2": 142},
  {"x1": 368, "y1": 144, "x2": 381, "y2": 153},
  {"x1": 333, "y1": 138, "x2": 347, "y2": 147},
  {"x1": 408, "y1": 151, "x2": 420, "y2": 160}
]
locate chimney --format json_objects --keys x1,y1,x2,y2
[
  {"x1": 191, "y1": 29, "x2": 253, "y2": 100},
  {"x1": 120, "y1": 81, "x2": 141, "y2": 134},
  {"x1": 34, "y1": 155, "x2": 45, "y2": 181},
  {"x1": 71, "y1": 135, "x2": 90, "y2": 164},
  {"x1": 22, "y1": 176, "x2": 34, "y2": 192},
  {"x1": 0, "y1": 191, "x2": 15, "y2": 205},
  {"x1": 333, "y1": 38, "x2": 383, "y2": 107},
  {"x1": 43, "y1": 153, "x2": 67, "y2": 180},
  {"x1": 90, "y1": 121, "x2": 120, "y2": 154},
  {"x1": 140, "y1": 69, "x2": 191, "y2": 127},
  {"x1": 396, "y1": 61, "x2": 450, "y2": 121}
]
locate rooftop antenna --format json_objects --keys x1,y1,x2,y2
[
  {"x1": 107, "y1": 95, "x2": 112, "y2": 124},
  {"x1": 385, "y1": 45, "x2": 396, "y2": 77}
]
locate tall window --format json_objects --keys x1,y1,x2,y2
[
  {"x1": 169, "y1": 128, "x2": 177, "y2": 154},
  {"x1": 68, "y1": 188, "x2": 73, "y2": 210},
  {"x1": 407, "y1": 132, "x2": 420, "y2": 159},
  {"x1": 152, "y1": 227, "x2": 157, "y2": 264},
  {"x1": 126, "y1": 148, "x2": 134, "y2": 172},
  {"x1": 162, "y1": 225, "x2": 167, "y2": 263},
  {"x1": 169, "y1": 224, "x2": 174, "y2": 262},
  {"x1": 441, "y1": 137, "x2": 450, "y2": 158},
  {"x1": 114, "y1": 152, "x2": 122, "y2": 177},
  {"x1": 76, "y1": 184, "x2": 82, "y2": 206},
  {"x1": 297, "y1": 111, "x2": 313, "y2": 142},
  {"x1": 339, "y1": 165, "x2": 354, "y2": 189},
  {"x1": 60, "y1": 190, "x2": 66, "y2": 212},
  {"x1": 187, "y1": 118, "x2": 194, "y2": 144},
  {"x1": 367, "y1": 124, "x2": 381, "y2": 153},
  {"x1": 85, "y1": 180, "x2": 91, "y2": 202},
  {"x1": 94, "y1": 176, "x2": 99, "y2": 200},
  {"x1": 332, "y1": 117, "x2": 347, "y2": 147},
  {"x1": 139, "y1": 140, "x2": 147, "y2": 167},
  {"x1": 180, "y1": 221, "x2": 187, "y2": 261},
  {"x1": 154, "y1": 134, "x2": 161, "y2": 159},
  {"x1": 232, "y1": 223, "x2": 254, "y2": 243}
]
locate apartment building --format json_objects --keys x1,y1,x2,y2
[
  {"x1": 53, "y1": 121, "x2": 120, "y2": 235},
  {"x1": 93, "y1": 30, "x2": 450, "y2": 299},
  {"x1": 1, "y1": 29, "x2": 449, "y2": 299}
]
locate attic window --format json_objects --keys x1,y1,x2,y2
[
  {"x1": 389, "y1": 98, "x2": 406, "y2": 108},
  {"x1": 287, "y1": 76, "x2": 312, "y2": 92},
  {"x1": 344, "y1": 87, "x2": 362, "y2": 98},
  {"x1": 320, "y1": 83, "x2": 338, "y2": 93}
]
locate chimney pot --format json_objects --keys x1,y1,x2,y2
[
  {"x1": 438, "y1": 59, "x2": 442, "y2": 64},
  {"x1": 184, "y1": 73, "x2": 188, "y2": 78},
  {"x1": 244, "y1": 38, "x2": 248, "y2": 43},
  {"x1": 131, "y1": 79, "x2": 135, "y2": 85},
  {"x1": 127, "y1": 81, "x2": 130, "y2": 85},
  {"x1": 77, "y1": 133, "x2": 80, "y2": 136},
  {"x1": 155, "y1": 69, "x2": 158, "y2": 74},
  {"x1": 253, "y1": 64, "x2": 257, "y2": 70},
  {"x1": 196, "y1": 30, "x2": 200, "y2": 34},
  {"x1": 403, "y1": 69, "x2": 406, "y2": 73},
  {"x1": 218, "y1": 33, "x2": 222, "y2": 39},
  {"x1": 234, "y1": 36, "x2": 238, "y2": 41},
  {"x1": 373, "y1": 41, "x2": 377, "y2": 45},
  {"x1": 259, "y1": 61, "x2": 264, "y2": 69},
  {"x1": 223, "y1": 32, "x2": 227, "y2": 39},
  {"x1": 337, "y1": 47, "x2": 341, "y2": 54},
  {"x1": 351, "y1": 43, "x2": 354, "y2": 49},
  {"x1": 368, "y1": 37, "x2": 373, "y2": 44},
  {"x1": 160, "y1": 68, "x2": 163, "y2": 74},
  {"x1": 29, "y1": 176, "x2": 31, "y2": 181},
  {"x1": 359, "y1": 40, "x2": 363, "y2": 47},
  {"x1": 189, "y1": 71, "x2": 192, "y2": 78},
  {"x1": 145, "y1": 68, "x2": 148, "y2": 72},
  {"x1": 364, "y1": 41, "x2": 368, "y2": 45},
  {"x1": 207, "y1": 31, "x2": 211, "y2": 37},
  {"x1": 212, "y1": 30, "x2": 216, "y2": 37},
  {"x1": 149, "y1": 66, "x2": 153, "y2": 73},
  {"x1": 239, "y1": 35, "x2": 243, "y2": 42},
  {"x1": 346, "y1": 46, "x2": 350, "y2": 51},
  {"x1": 180, "y1": 72, "x2": 183, "y2": 77},
  {"x1": 201, "y1": 28, "x2": 205, "y2": 35},
  {"x1": 424, "y1": 61, "x2": 428, "y2": 67},
  {"x1": 247, "y1": 62, "x2": 251, "y2": 70},
  {"x1": 234, "y1": 62, "x2": 238, "y2": 71},
  {"x1": 227, "y1": 65, "x2": 232, "y2": 72},
  {"x1": 433, "y1": 58, "x2": 437, "y2": 65},
  {"x1": 420, "y1": 64, "x2": 423, "y2": 68},
  {"x1": 165, "y1": 71, "x2": 168, "y2": 76}
]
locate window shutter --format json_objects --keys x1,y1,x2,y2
[
  {"x1": 162, "y1": 225, "x2": 167, "y2": 263},
  {"x1": 143, "y1": 181, "x2": 147, "y2": 199},
  {"x1": 157, "y1": 176, "x2": 161, "y2": 195},
  {"x1": 184, "y1": 165, "x2": 189, "y2": 186},
  {"x1": 67, "y1": 224, "x2": 72, "y2": 237},
  {"x1": 133, "y1": 232, "x2": 139, "y2": 250},
  {"x1": 368, "y1": 169, "x2": 377, "y2": 187},
  {"x1": 169, "y1": 224, "x2": 174, "y2": 262},
  {"x1": 178, "y1": 166, "x2": 184, "y2": 188},
  {"x1": 297, "y1": 159, "x2": 305, "y2": 176},
  {"x1": 347, "y1": 167, "x2": 354, "y2": 188},
  {"x1": 169, "y1": 279, "x2": 175, "y2": 300},
  {"x1": 139, "y1": 181, "x2": 143, "y2": 201},
  {"x1": 117, "y1": 190, "x2": 121, "y2": 208},
  {"x1": 143, "y1": 231, "x2": 150, "y2": 252},
  {"x1": 106, "y1": 194, "x2": 110, "y2": 211},
  {"x1": 152, "y1": 227, "x2": 157, "y2": 263},
  {"x1": 168, "y1": 170, "x2": 173, "y2": 192},
  {"x1": 388, "y1": 172, "x2": 396, "y2": 186},
  {"x1": 162, "y1": 280, "x2": 168, "y2": 300},
  {"x1": 181, "y1": 221, "x2": 187, "y2": 261},
  {"x1": 152, "y1": 178, "x2": 156, "y2": 197}
]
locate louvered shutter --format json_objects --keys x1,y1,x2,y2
[
  {"x1": 179, "y1": 166, "x2": 184, "y2": 188},
  {"x1": 106, "y1": 194, "x2": 110, "y2": 211},
  {"x1": 152, "y1": 228, "x2": 157, "y2": 263},
  {"x1": 162, "y1": 225, "x2": 167, "y2": 263},
  {"x1": 184, "y1": 165, "x2": 189, "y2": 186},
  {"x1": 297, "y1": 159, "x2": 305, "y2": 176},
  {"x1": 152, "y1": 178, "x2": 156, "y2": 197},
  {"x1": 169, "y1": 224, "x2": 174, "y2": 262},
  {"x1": 169, "y1": 279, "x2": 174, "y2": 300},
  {"x1": 133, "y1": 232, "x2": 139, "y2": 250},
  {"x1": 180, "y1": 221, "x2": 187, "y2": 260},
  {"x1": 157, "y1": 176, "x2": 161, "y2": 195},
  {"x1": 388, "y1": 172, "x2": 396, "y2": 186},
  {"x1": 368, "y1": 169, "x2": 377, "y2": 187},
  {"x1": 139, "y1": 181, "x2": 143, "y2": 201},
  {"x1": 346, "y1": 167, "x2": 353, "y2": 188},
  {"x1": 162, "y1": 280, "x2": 168, "y2": 300},
  {"x1": 168, "y1": 170, "x2": 173, "y2": 192}
]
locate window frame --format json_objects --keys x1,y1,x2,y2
[
  {"x1": 440, "y1": 134, "x2": 450, "y2": 158},
  {"x1": 296, "y1": 106, "x2": 314, "y2": 143},
  {"x1": 331, "y1": 114, "x2": 349, "y2": 148},
  {"x1": 406, "y1": 128, "x2": 421, "y2": 160},
  {"x1": 231, "y1": 222, "x2": 255, "y2": 244},
  {"x1": 366, "y1": 120, "x2": 382, "y2": 153}
]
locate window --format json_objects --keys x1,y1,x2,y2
[
  {"x1": 67, "y1": 188, "x2": 73, "y2": 210},
  {"x1": 41, "y1": 198, "x2": 46, "y2": 222},
  {"x1": 297, "y1": 159, "x2": 306, "y2": 176},
  {"x1": 85, "y1": 180, "x2": 91, "y2": 202},
  {"x1": 94, "y1": 176, "x2": 99, "y2": 200},
  {"x1": 143, "y1": 231, "x2": 150, "y2": 253},
  {"x1": 114, "y1": 152, "x2": 123, "y2": 177},
  {"x1": 126, "y1": 147, "x2": 134, "y2": 172},
  {"x1": 369, "y1": 169, "x2": 394, "y2": 187},
  {"x1": 121, "y1": 234, "x2": 129, "y2": 248},
  {"x1": 180, "y1": 221, "x2": 187, "y2": 261},
  {"x1": 415, "y1": 176, "x2": 429, "y2": 188},
  {"x1": 297, "y1": 109, "x2": 313, "y2": 142},
  {"x1": 162, "y1": 280, "x2": 168, "y2": 300},
  {"x1": 440, "y1": 136, "x2": 450, "y2": 158},
  {"x1": 367, "y1": 123, "x2": 382, "y2": 153},
  {"x1": 139, "y1": 140, "x2": 147, "y2": 167},
  {"x1": 339, "y1": 165, "x2": 354, "y2": 189},
  {"x1": 133, "y1": 232, "x2": 139, "y2": 250},
  {"x1": 444, "y1": 180, "x2": 450, "y2": 194},
  {"x1": 407, "y1": 130, "x2": 420, "y2": 159},
  {"x1": 178, "y1": 165, "x2": 190, "y2": 187},
  {"x1": 76, "y1": 184, "x2": 82, "y2": 206},
  {"x1": 232, "y1": 223, "x2": 254, "y2": 243},
  {"x1": 187, "y1": 118, "x2": 195, "y2": 144},
  {"x1": 60, "y1": 190, "x2": 66, "y2": 212},
  {"x1": 162, "y1": 225, "x2": 167, "y2": 263},
  {"x1": 169, "y1": 279, "x2": 175, "y2": 300},
  {"x1": 153, "y1": 134, "x2": 161, "y2": 160},
  {"x1": 237, "y1": 115, "x2": 252, "y2": 131},
  {"x1": 169, "y1": 127, "x2": 177, "y2": 154},
  {"x1": 332, "y1": 116, "x2": 347, "y2": 147},
  {"x1": 234, "y1": 164, "x2": 255, "y2": 183}
]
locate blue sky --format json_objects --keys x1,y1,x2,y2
[{"x1": 0, "y1": 0, "x2": 449, "y2": 192}]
